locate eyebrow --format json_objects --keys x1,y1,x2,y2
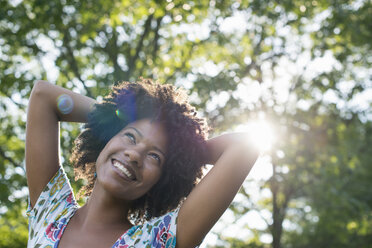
[{"x1": 126, "y1": 126, "x2": 166, "y2": 157}]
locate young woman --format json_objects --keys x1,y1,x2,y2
[{"x1": 26, "y1": 79, "x2": 259, "y2": 248}]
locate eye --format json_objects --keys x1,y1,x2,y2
[
  {"x1": 149, "y1": 153, "x2": 161, "y2": 164},
  {"x1": 124, "y1": 132, "x2": 136, "y2": 144}
]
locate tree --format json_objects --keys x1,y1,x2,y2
[{"x1": 0, "y1": 0, "x2": 371, "y2": 247}]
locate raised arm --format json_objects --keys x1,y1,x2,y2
[
  {"x1": 26, "y1": 81, "x2": 96, "y2": 207},
  {"x1": 177, "y1": 133, "x2": 259, "y2": 248}
]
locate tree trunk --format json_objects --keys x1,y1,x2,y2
[
  {"x1": 272, "y1": 186, "x2": 283, "y2": 248},
  {"x1": 270, "y1": 163, "x2": 288, "y2": 248}
]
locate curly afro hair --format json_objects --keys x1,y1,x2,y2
[{"x1": 70, "y1": 78, "x2": 209, "y2": 223}]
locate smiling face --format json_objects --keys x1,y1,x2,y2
[{"x1": 95, "y1": 118, "x2": 168, "y2": 201}]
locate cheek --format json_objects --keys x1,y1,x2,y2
[
  {"x1": 95, "y1": 150, "x2": 105, "y2": 168},
  {"x1": 95, "y1": 139, "x2": 115, "y2": 167},
  {"x1": 95, "y1": 147, "x2": 111, "y2": 175},
  {"x1": 145, "y1": 166, "x2": 162, "y2": 185}
]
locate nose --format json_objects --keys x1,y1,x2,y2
[{"x1": 124, "y1": 148, "x2": 142, "y2": 167}]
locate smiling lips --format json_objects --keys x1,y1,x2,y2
[{"x1": 112, "y1": 159, "x2": 137, "y2": 181}]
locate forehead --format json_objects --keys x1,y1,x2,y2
[{"x1": 124, "y1": 119, "x2": 168, "y2": 150}]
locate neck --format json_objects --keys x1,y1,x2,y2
[{"x1": 76, "y1": 182, "x2": 133, "y2": 230}]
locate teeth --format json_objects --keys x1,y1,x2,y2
[{"x1": 113, "y1": 161, "x2": 135, "y2": 180}]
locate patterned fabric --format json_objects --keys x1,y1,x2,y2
[{"x1": 26, "y1": 168, "x2": 179, "y2": 248}]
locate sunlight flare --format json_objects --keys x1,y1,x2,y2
[{"x1": 235, "y1": 118, "x2": 276, "y2": 153}]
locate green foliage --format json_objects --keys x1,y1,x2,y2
[
  {"x1": 276, "y1": 110, "x2": 372, "y2": 248},
  {"x1": 0, "y1": 0, "x2": 371, "y2": 247},
  {"x1": 0, "y1": 205, "x2": 28, "y2": 248}
]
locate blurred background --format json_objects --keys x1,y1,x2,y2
[{"x1": 0, "y1": 0, "x2": 371, "y2": 247}]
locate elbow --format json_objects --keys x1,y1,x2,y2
[
  {"x1": 30, "y1": 80, "x2": 49, "y2": 98},
  {"x1": 28, "y1": 81, "x2": 53, "y2": 113},
  {"x1": 29, "y1": 81, "x2": 56, "y2": 105}
]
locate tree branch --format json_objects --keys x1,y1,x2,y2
[
  {"x1": 163, "y1": 42, "x2": 197, "y2": 84},
  {"x1": 138, "y1": 16, "x2": 164, "y2": 78},
  {"x1": 62, "y1": 29, "x2": 93, "y2": 98},
  {"x1": 152, "y1": 17, "x2": 163, "y2": 61},
  {"x1": 101, "y1": 27, "x2": 127, "y2": 81},
  {"x1": 0, "y1": 146, "x2": 22, "y2": 170},
  {"x1": 126, "y1": 14, "x2": 154, "y2": 79}
]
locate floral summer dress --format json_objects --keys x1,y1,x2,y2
[{"x1": 26, "y1": 167, "x2": 178, "y2": 248}]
